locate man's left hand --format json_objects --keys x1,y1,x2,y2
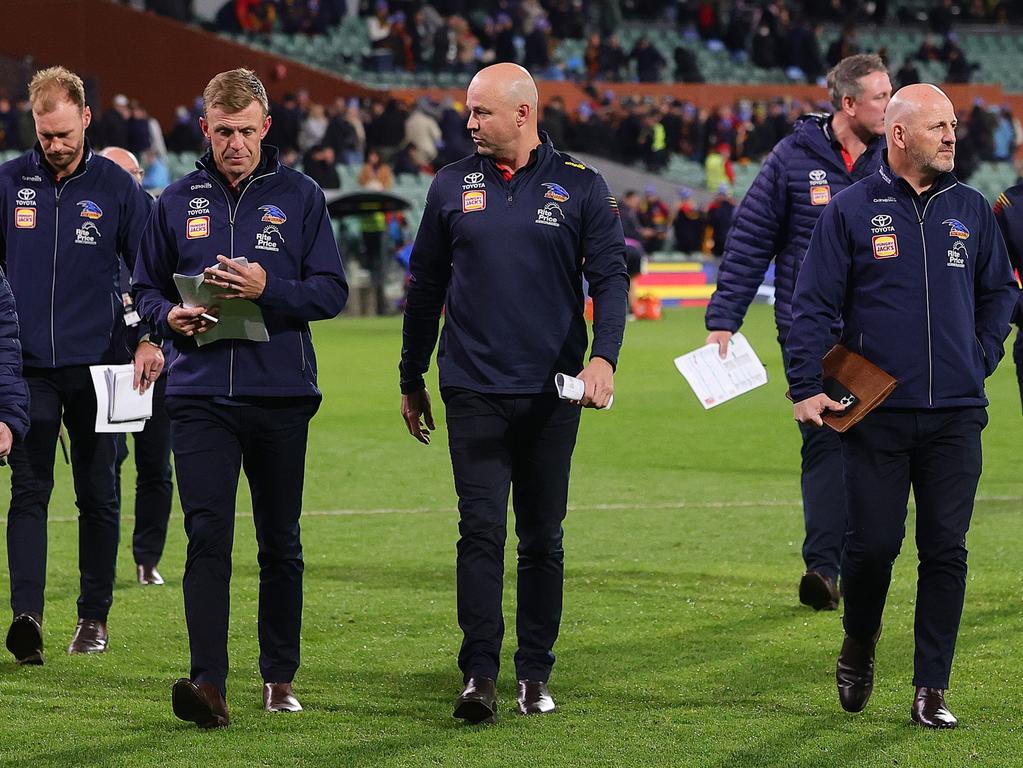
[
  {"x1": 133, "y1": 341, "x2": 164, "y2": 394},
  {"x1": 576, "y1": 357, "x2": 614, "y2": 409},
  {"x1": 204, "y1": 254, "x2": 267, "y2": 300}
]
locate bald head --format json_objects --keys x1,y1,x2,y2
[
  {"x1": 100, "y1": 146, "x2": 143, "y2": 185},
  {"x1": 884, "y1": 84, "x2": 952, "y2": 136},
  {"x1": 884, "y1": 84, "x2": 957, "y2": 189},
  {"x1": 465, "y1": 64, "x2": 541, "y2": 166},
  {"x1": 469, "y1": 63, "x2": 539, "y2": 112}
]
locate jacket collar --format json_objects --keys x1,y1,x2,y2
[
  {"x1": 795, "y1": 113, "x2": 885, "y2": 170},
  {"x1": 31, "y1": 140, "x2": 94, "y2": 184},
  {"x1": 877, "y1": 152, "x2": 958, "y2": 200},
  {"x1": 197, "y1": 143, "x2": 281, "y2": 191}
]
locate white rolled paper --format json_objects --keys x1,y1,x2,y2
[{"x1": 555, "y1": 373, "x2": 613, "y2": 410}]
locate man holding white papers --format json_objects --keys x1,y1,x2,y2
[
  {"x1": 0, "y1": 67, "x2": 159, "y2": 664},
  {"x1": 398, "y1": 64, "x2": 627, "y2": 723},
  {"x1": 704, "y1": 55, "x2": 892, "y2": 611},
  {"x1": 133, "y1": 68, "x2": 348, "y2": 728}
]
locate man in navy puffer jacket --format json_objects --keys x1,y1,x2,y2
[{"x1": 704, "y1": 54, "x2": 891, "y2": 611}]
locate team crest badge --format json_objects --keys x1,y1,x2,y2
[
  {"x1": 259, "y1": 205, "x2": 287, "y2": 225},
  {"x1": 542, "y1": 183, "x2": 570, "y2": 203},
  {"x1": 942, "y1": 219, "x2": 970, "y2": 240},
  {"x1": 78, "y1": 200, "x2": 103, "y2": 220}
]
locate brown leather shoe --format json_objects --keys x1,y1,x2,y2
[
  {"x1": 912, "y1": 687, "x2": 958, "y2": 729},
  {"x1": 263, "y1": 682, "x2": 303, "y2": 712},
  {"x1": 6, "y1": 613, "x2": 43, "y2": 665},
  {"x1": 67, "y1": 619, "x2": 108, "y2": 654},
  {"x1": 453, "y1": 676, "x2": 497, "y2": 724},
  {"x1": 799, "y1": 571, "x2": 840, "y2": 611},
  {"x1": 137, "y1": 564, "x2": 165, "y2": 586},
  {"x1": 836, "y1": 626, "x2": 882, "y2": 712},
  {"x1": 172, "y1": 678, "x2": 230, "y2": 729},
  {"x1": 517, "y1": 680, "x2": 556, "y2": 715}
]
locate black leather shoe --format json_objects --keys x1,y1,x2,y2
[
  {"x1": 6, "y1": 613, "x2": 43, "y2": 665},
  {"x1": 137, "y1": 564, "x2": 165, "y2": 586},
  {"x1": 67, "y1": 619, "x2": 108, "y2": 654},
  {"x1": 172, "y1": 678, "x2": 230, "y2": 729},
  {"x1": 799, "y1": 571, "x2": 840, "y2": 611},
  {"x1": 911, "y1": 687, "x2": 958, "y2": 729},
  {"x1": 453, "y1": 676, "x2": 497, "y2": 724},
  {"x1": 836, "y1": 626, "x2": 881, "y2": 712},
  {"x1": 263, "y1": 682, "x2": 303, "y2": 712},
  {"x1": 517, "y1": 680, "x2": 556, "y2": 715}
]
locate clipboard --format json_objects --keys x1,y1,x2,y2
[{"x1": 788, "y1": 344, "x2": 897, "y2": 432}]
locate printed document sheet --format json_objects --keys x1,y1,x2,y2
[{"x1": 674, "y1": 332, "x2": 768, "y2": 409}]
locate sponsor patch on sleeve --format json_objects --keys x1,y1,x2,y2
[
  {"x1": 809, "y1": 185, "x2": 831, "y2": 206},
  {"x1": 872, "y1": 234, "x2": 898, "y2": 259},
  {"x1": 186, "y1": 216, "x2": 210, "y2": 239},
  {"x1": 462, "y1": 190, "x2": 486, "y2": 213},
  {"x1": 14, "y1": 207, "x2": 36, "y2": 229}
]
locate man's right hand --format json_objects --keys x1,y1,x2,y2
[
  {"x1": 0, "y1": 422, "x2": 12, "y2": 459},
  {"x1": 401, "y1": 388, "x2": 436, "y2": 445},
  {"x1": 793, "y1": 393, "x2": 846, "y2": 427},
  {"x1": 706, "y1": 330, "x2": 733, "y2": 359},
  {"x1": 168, "y1": 305, "x2": 217, "y2": 336}
]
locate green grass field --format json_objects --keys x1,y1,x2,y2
[{"x1": 0, "y1": 306, "x2": 1020, "y2": 768}]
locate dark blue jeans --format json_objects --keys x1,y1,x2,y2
[
  {"x1": 115, "y1": 374, "x2": 173, "y2": 567},
  {"x1": 443, "y1": 388, "x2": 581, "y2": 683},
  {"x1": 840, "y1": 407, "x2": 986, "y2": 688},
  {"x1": 8, "y1": 366, "x2": 120, "y2": 620},
  {"x1": 166, "y1": 395, "x2": 319, "y2": 696}
]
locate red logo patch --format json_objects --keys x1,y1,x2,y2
[
  {"x1": 14, "y1": 208, "x2": 35, "y2": 229},
  {"x1": 809, "y1": 185, "x2": 831, "y2": 206}
]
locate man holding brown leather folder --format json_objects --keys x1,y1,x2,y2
[{"x1": 786, "y1": 84, "x2": 1019, "y2": 729}]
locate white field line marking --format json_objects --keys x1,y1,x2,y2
[{"x1": 11, "y1": 495, "x2": 1021, "y2": 523}]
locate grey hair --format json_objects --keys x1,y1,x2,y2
[{"x1": 827, "y1": 54, "x2": 888, "y2": 110}]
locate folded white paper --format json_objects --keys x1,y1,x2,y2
[
  {"x1": 673, "y1": 332, "x2": 768, "y2": 409},
  {"x1": 555, "y1": 373, "x2": 613, "y2": 410},
  {"x1": 90, "y1": 364, "x2": 150, "y2": 433}
]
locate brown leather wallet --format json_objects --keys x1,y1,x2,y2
[{"x1": 788, "y1": 344, "x2": 898, "y2": 433}]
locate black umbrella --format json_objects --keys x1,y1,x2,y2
[{"x1": 324, "y1": 190, "x2": 412, "y2": 217}]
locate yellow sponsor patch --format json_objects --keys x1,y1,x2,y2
[
  {"x1": 564, "y1": 161, "x2": 586, "y2": 170},
  {"x1": 186, "y1": 216, "x2": 210, "y2": 239},
  {"x1": 14, "y1": 207, "x2": 35, "y2": 228},
  {"x1": 810, "y1": 185, "x2": 831, "y2": 206},
  {"x1": 462, "y1": 190, "x2": 486, "y2": 212},
  {"x1": 872, "y1": 234, "x2": 898, "y2": 259}
]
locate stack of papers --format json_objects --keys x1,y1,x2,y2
[
  {"x1": 89, "y1": 364, "x2": 153, "y2": 432},
  {"x1": 673, "y1": 332, "x2": 768, "y2": 409},
  {"x1": 173, "y1": 257, "x2": 269, "y2": 347}
]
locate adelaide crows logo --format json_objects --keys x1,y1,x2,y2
[
  {"x1": 942, "y1": 218, "x2": 970, "y2": 240},
  {"x1": 77, "y1": 200, "x2": 103, "y2": 220},
  {"x1": 259, "y1": 205, "x2": 287, "y2": 225},
  {"x1": 542, "y1": 182, "x2": 570, "y2": 203}
]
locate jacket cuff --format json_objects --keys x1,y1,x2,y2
[{"x1": 400, "y1": 376, "x2": 426, "y2": 394}]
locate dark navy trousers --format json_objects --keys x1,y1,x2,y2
[
  {"x1": 443, "y1": 388, "x2": 581, "y2": 684},
  {"x1": 1013, "y1": 327, "x2": 1023, "y2": 413},
  {"x1": 783, "y1": 349, "x2": 847, "y2": 580},
  {"x1": 115, "y1": 374, "x2": 174, "y2": 567},
  {"x1": 166, "y1": 395, "x2": 319, "y2": 696},
  {"x1": 8, "y1": 366, "x2": 120, "y2": 621},
  {"x1": 840, "y1": 407, "x2": 986, "y2": 689}
]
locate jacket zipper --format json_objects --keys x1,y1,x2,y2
[
  {"x1": 300, "y1": 331, "x2": 306, "y2": 371},
  {"x1": 912, "y1": 182, "x2": 957, "y2": 407},
  {"x1": 50, "y1": 172, "x2": 86, "y2": 366},
  {"x1": 204, "y1": 166, "x2": 274, "y2": 396}
]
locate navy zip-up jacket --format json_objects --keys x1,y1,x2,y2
[
  {"x1": 992, "y1": 184, "x2": 1023, "y2": 325},
  {"x1": 399, "y1": 134, "x2": 629, "y2": 395},
  {"x1": 705, "y1": 114, "x2": 886, "y2": 345},
  {"x1": 133, "y1": 145, "x2": 348, "y2": 397},
  {"x1": 786, "y1": 160, "x2": 1018, "y2": 408},
  {"x1": 0, "y1": 144, "x2": 152, "y2": 367},
  {"x1": 0, "y1": 273, "x2": 30, "y2": 441}
]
